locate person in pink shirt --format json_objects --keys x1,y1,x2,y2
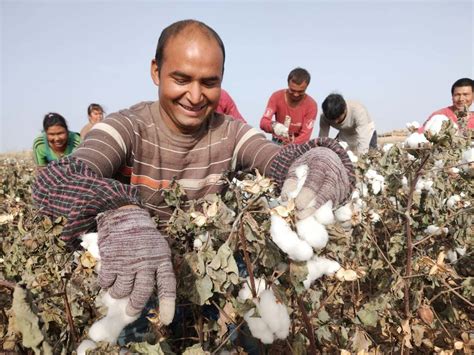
[
  {"x1": 260, "y1": 68, "x2": 318, "y2": 145},
  {"x1": 215, "y1": 89, "x2": 246, "y2": 123},
  {"x1": 421, "y1": 77, "x2": 474, "y2": 132}
]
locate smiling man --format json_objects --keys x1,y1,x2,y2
[
  {"x1": 422, "y1": 77, "x2": 474, "y2": 131},
  {"x1": 260, "y1": 68, "x2": 318, "y2": 145},
  {"x1": 32, "y1": 20, "x2": 355, "y2": 324}
]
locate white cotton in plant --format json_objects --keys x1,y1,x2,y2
[
  {"x1": 338, "y1": 141, "x2": 349, "y2": 150},
  {"x1": 88, "y1": 292, "x2": 140, "y2": 344},
  {"x1": 335, "y1": 204, "x2": 352, "y2": 222},
  {"x1": 257, "y1": 290, "x2": 290, "y2": 339},
  {"x1": 405, "y1": 132, "x2": 429, "y2": 148},
  {"x1": 423, "y1": 225, "x2": 448, "y2": 236},
  {"x1": 296, "y1": 217, "x2": 329, "y2": 250},
  {"x1": 80, "y1": 233, "x2": 100, "y2": 260},
  {"x1": 368, "y1": 210, "x2": 380, "y2": 223},
  {"x1": 406, "y1": 121, "x2": 421, "y2": 130},
  {"x1": 456, "y1": 246, "x2": 466, "y2": 256},
  {"x1": 382, "y1": 143, "x2": 394, "y2": 153},
  {"x1": 244, "y1": 309, "x2": 275, "y2": 344},
  {"x1": 461, "y1": 148, "x2": 474, "y2": 164},
  {"x1": 407, "y1": 153, "x2": 416, "y2": 161},
  {"x1": 285, "y1": 164, "x2": 308, "y2": 199},
  {"x1": 77, "y1": 339, "x2": 97, "y2": 355},
  {"x1": 270, "y1": 215, "x2": 313, "y2": 261},
  {"x1": 424, "y1": 114, "x2": 449, "y2": 136},
  {"x1": 446, "y1": 195, "x2": 461, "y2": 208},
  {"x1": 198, "y1": 232, "x2": 209, "y2": 243},
  {"x1": 434, "y1": 160, "x2": 444, "y2": 169},
  {"x1": 347, "y1": 150, "x2": 358, "y2": 163},
  {"x1": 446, "y1": 249, "x2": 458, "y2": 263},
  {"x1": 401, "y1": 176, "x2": 408, "y2": 188},
  {"x1": 193, "y1": 238, "x2": 203, "y2": 250},
  {"x1": 313, "y1": 200, "x2": 335, "y2": 225},
  {"x1": 356, "y1": 182, "x2": 369, "y2": 197},
  {"x1": 415, "y1": 178, "x2": 434, "y2": 194},
  {"x1": 449, "y1": 167, "x2": 460, "y2": 174},
  {"x1": 303, "y1": 256, "x2": 341, "y2": 289},
  {"x1": 238, "y1": 277, "x2": 267, "y2": 301}
]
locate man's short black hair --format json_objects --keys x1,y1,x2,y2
[
  {"x1": 155, "y1": 19, "x2": 226, "y2": 73},
  {"x1": 451, "y1": 77, "x2": 474, "y2": 95},
  {"x1": 287, "y1": 67, "x2": 311, "y2": 85},
  {"x1": 322, "y1": 93, "x2": 347, "y2": 121}
]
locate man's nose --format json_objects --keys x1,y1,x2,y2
[{"x1": 188, "y1": 83, "x2": 203, "y2": 104}]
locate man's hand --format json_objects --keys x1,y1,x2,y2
[
  {"x1": 97, "y1": 206, "x2": 176, "y2": 324},
  {"x1": 281, "y1": 147, "x2": 351, "y2": 220},
  {"x1": 272, "y1": 122, "x2": 289, "y2": 138}
]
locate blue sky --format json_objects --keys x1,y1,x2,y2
[{"x1": 1, "y1": 0, "x2": 473, "y2": 152}]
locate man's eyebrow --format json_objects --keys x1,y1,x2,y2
[
  {"x1": 170, "y1": 70, "x2": 221, "y2": 82},
  {"x1": 170, "y1": 71, "x2": 191, "y2": 79}
]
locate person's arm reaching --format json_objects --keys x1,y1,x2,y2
[
  {"x1": 318, "y1": 114, "x2": 330, "y2": 138},
  {"x1": 32, "y1": 112, "x2": 176, "y2": 321},
  {"x1": 260, "y1": 94, "x2": 277, "y2": 134}
]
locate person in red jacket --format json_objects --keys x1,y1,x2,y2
[
  {"x1": 260, "y1": 68, "x2": 318, "y2": 145},
  {"x1": 420, "y1": 77, "x2": 474, "y2": 132},
  {"x1": 216, "y1": 89, "x2": 246, "y2": 123}
]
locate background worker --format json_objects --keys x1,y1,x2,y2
[
  {"x1": 259, "y1": 68, "x2": 317, "y2": 145},
  {"x1": 216, "y1": 89, "x2": 246, "y2": 123},
  {"x1": 80, "y1": 103, "x2": 105, "y2": 138},
  {"x1": 319, "y1": 93, "x2": 376, "y2": 154}
]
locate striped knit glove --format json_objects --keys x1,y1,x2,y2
[
  {"x1": 281, "y1": 147, "x2": 351, "y2": 220},
  {"x1": 96, "y1": 206, "x2": 176, "y2": 324}
]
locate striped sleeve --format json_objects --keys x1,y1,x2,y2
[{"x1": 32, "y1": 156, "x2": 141, "y2": 242}]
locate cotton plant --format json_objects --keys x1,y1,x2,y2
[
  {"x1": 364, "y1": 169, "x2": 385, "y2": 195},
  {"x1": 404, "y1": 132, "x2": 429, "y2": 148},
  {"x1": 303, "y1": 256, "x2": 341, "y2": 289}
]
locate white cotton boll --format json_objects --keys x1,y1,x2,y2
[
  {"x1": 77, "y1": 339, "x2": 97, "y2": 355},
  {"x1": 449, "y1": 167, "x2": 460, "y2": 174},
  {"x1": 303, "y1": 257, "x2": 341, "y2": 289},
  {"x1": 434, "y1": 160, "x2": 444, "y2": 169},
  {"x1": 446, "y1": 249, "x2": 458, "y2": 263},
  {"x1": 424, "y1": 225, "x2": 442, "y2": 235},
  {"x1": 244, "y1": 309, "x2": 275, "y2": 344},
  {"x1": 424, "y1": 114, "x2": 449, "y2": 136},
  {"x1": 238, "y1": 278, "x2": 267, "y2": 301},
  {"x1": 401, "y1": 176, "x2": 408, "y2": 188},
  {"x1": 270, "y1": 215, "x2": 313, "y2": 261},
  {"x1": 198, "y1": 232, "x2": 209, "y2": 243},
  {"x1": 89, "y1": 292, "x2": 140, "y2": 344},
  {"x1": 335, "y1": 204, "x2": 352, "y2": 222},
  {"x1": 446, "y1": 195, "x2": 461, "y2": 208},
  {"x1": 368, "y1": 210, "x2": 380, "y2": 223},
  {"x1": 371, "y1": 180, "x2": 382, "y2": 195},
  {"x1": 338, "y1": 141, "x2": 349, "y2": 150},
  {"x1": 80, "y1": 233, "x2": 100, "y2": 260},
  {"x1": 285, "y1": 164, "x2": 309, "y2": 199},
  {"x1": 365, "y1": 169, "x2": 377, "y2": 180},
  {"x1": 406, "y1": 121, "x2": 421, "y2": 130},
  {"x1": 193, "y1": 238, "x2": 203, "y2": 250},
  {"x1": 313, "y1": 200, "x2": 335, "y2": 225},
  {"x1": 347, "y1": 150, "x2": 358, "y2": 163},
  {"x1": 382, "y1": 143, "x2": 394, "y2": 153},
  {"x1": 407, "y1": 153, "x2": 416, "y2": 161},
  {"x1": 405, "y1": 132, "x2": 428, "y2": 148},
  {"x1": 296, "y1": 217, "x2": 329, "y2": 250},
  {"x1": 257, "y1": 290, "x2": 290, "y2": 340},
  {"x1": 461, "y1": 148, "x2": 474, "y2": 164},
  {"x1": 455, "y1": 246, "x2": 466, "y2": 256}
]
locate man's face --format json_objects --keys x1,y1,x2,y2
[
  {"x1": 452, "y1": 85, "x2": 473, "y2": 111},
  {"x1": 89, "y1": 109, "x2": 103, "y2": 124},
  {"x1": 286, "y1": 80, "x2": 308, "y2": 104},
  {"x1": 151, "y1": 31, "x2": 224, "y2": 134}
]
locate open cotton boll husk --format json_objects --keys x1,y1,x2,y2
[
  {"x1": 335, "y1": 204, "x2": 352, "y2": 222},
  {"x1": 270, "y1": 215, "x2": 313, "y2": 261},
  {"x1": 89, "y1": 292, "x2": 139, "y2": 344},
  {"x1": 257, "y1": 290, "x2": 290, "y2": 339},
  {"x1": 313, "y1": 200, "x2": 335, "y2": 225},
  {"x1": 303, "y1": 256, "x2": 341, "y2": 289},
  {"x1": 296, "y1": 217, "x2": 329, "y2": 250},
  {"x1": 244, "y1": 309, "x2": 275, "y2": 344}
]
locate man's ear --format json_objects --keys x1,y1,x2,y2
[{"x1": 151, "y1": 59, "x2": 160, "y2": 86}]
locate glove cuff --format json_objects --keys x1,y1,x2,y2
[{"x1": 268, "y1": 137, "x2": 356, "y2": 190}]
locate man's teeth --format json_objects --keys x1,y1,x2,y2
[{"x1": 181, "y1": 103, "x2": 206, "y2": 111}]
